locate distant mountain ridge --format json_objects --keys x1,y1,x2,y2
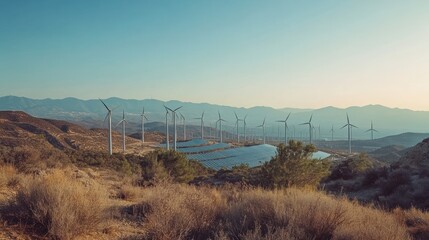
[{"x1": 1, "y1": 96, "x2": 428, "y2": 139}]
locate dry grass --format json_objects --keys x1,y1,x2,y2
[
  {"x1": 12, "y1": 170, "x2": 106, "y2": 240},
  {"x1": 0, "y1": 165, "x2": 19, "y2": 189},
  {"x1": 1, "y1": 166, "x2": 429, "y2": 240},
  {"x1": 132, "y1": 184, "x2": 415, "y2": 240}
]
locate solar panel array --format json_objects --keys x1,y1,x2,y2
[
  {"x1": 159, "y1": 139, "x2": 331, "y2": 170},
  {"x1": 177, "y1": 143, "x2": 231, "y2": 153},
  {"x1": 159, "y1": 139, "x2": 209, "y2": 148},
  {"x1": 187, "y1": 144, "x2": 278, "y2": 170}
]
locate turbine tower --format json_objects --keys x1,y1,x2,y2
[
  {"x1": 116, "y1": 110, "x2": 128, "y2": 153},
  {"x1": 164, "y1": 107, "x2": 170, "y2": 150},
  {"x1": 257, "y1": 118, "x2": 266, "y2": 144},
  {"x1": 365, "y1": 121, "x2": 378, "y2": 140},
  {"x1": 276, "y1": 113, "x2": 291, "y2": 144},
  {"x1": 234, "y1": 111, "x2": 243, "y2": 143},
  {"x1": 194, "y1": 112, "x2": 205, "y2": 139},
  {"x1": 340, "y1": 113, "x2": 358, "y2": 154},
  {"x1": 217, "y1": 111, "x2": 226, "y2": 143},
  {"x1": 300, "y1": 114, "x2": 313, "y2": 144},
  {"x1": 165, "y1": 105, "x2": 182, "y2": 151},
  {"x1": 329, "y1": 125, "x2": 334, "y2": 141},
  {"x1": 243, "y1": 115, "x2": 248, "y2": 142},
  {"x1": 99, "y1": 99, "x2": 113, "y2": 155},
  {"x1": 140, "y1": 107, "x2": 148, "y2": 143},
  {"x1": 180, "y1": 113, "x2": 186, "y2": 141}
]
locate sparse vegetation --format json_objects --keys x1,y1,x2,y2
[
  {"x1": 3, "y1": 170, "x2": 105, "y2": 239},
  {"x1": 260, "y1": 141, "x2": 331, "y2": 188}
]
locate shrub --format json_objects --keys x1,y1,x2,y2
[
  {"x1": 141, "y1": 150, "x2": 206, "y2": 184},
  {"x1": 329, "y1": 153, "x2": 374, "y2": 181},
  {"x1": 14, "y1": 170, "x2": 105, "y2": 239},
  {"x1": 260, "y1": 141, "x2": 331, "y2": 188},
  {"x1": 381, "y1": 169, "x2": 412, "y2": 196}
]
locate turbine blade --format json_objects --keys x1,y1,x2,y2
[
  {"x1": 309, "y1": 114, "x2": 313, "y2": 123},
  {"x1": 99, "y1": 99, "x2": 110, "y2": 111},
  {"x1": 286, "y1": 112, "x2": 291, "y2": 121},
  {"x1": 340, "y1": 124, "x2": 348, "y2": 129},
  {"x1": 144, "y1": 116, "x2": 148, "y2": 121},
  {"x1": 103, "y1": 113, "x2": 109, "y2": 126},
  {"x1": 174, "y1": 106, "x2": 182, "y2": 112}
]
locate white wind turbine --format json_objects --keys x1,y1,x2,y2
[
  {"x1": 164, "y1": 105, "x2": 182, "y2": 151},
  {"x1": 180, "y1": 113, "x2": 186, "y2": 141},
  {"x1": 164, "y1": 107, "x2": 170, "y2": 150},
  {"x1": 115, "y1": 110, "x2": 128, "y2": 153},
  {"x1": 194, "y1": 112, "x2": 205, "y2": 139},
  {"x1": 257, "y1": 117, "x2": 266, "y2": 144},
  {"x1": 340, "y1": 113, "x2": 358, "y2": 154},
  {"x1": 366, "y1": 121, "x2": 378, "y2": 140},
  {"x1": 140, "y1": 107, "x2": 148, "y2": 143},
  {"x1": 217, "y1": 111, "x2": 226, "y2": 143},
  {"x1": 300, "y1": 114, "x2": 313, "y2": 144},
  {"x1": 99, "y1": 99, "x2": 113, "y2": 155},
  {"x1": 329, "y1": 125, "x2": 335, "y2": 141},
  {"x1": 243, "y1": 115, "x2": 248, "y2": 142},
  {"x1": 276, "y1": 112, "x2": 291, "y2": 144},
  {"x1": 234, "y1": 111, "x2": 243, "y2": 143}
]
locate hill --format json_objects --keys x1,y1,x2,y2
[
  {"x1": 0, "y1": 111, "x2": 158, "y2": 155},
  {"x1": 1, "y1": 96, "x2": 429, "y2": 139}
]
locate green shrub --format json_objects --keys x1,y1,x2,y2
[
  {"x1": 260, "y1": 141, "x2": 331, "y2": 188},
  {"x1": 329, "y1": 153, "x2": 374, "y2": 181}
]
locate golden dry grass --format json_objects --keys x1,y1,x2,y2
[
  {"x1": 1, "y1": 165, "x2": 429, "y2": 240},
  {"x1": 135, "y1": 185, "x2": 413, "y2": 240},
  {"x1": 13, "y1": 170, "x2": 106, "y2": 240}
]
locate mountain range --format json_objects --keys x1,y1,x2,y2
[{"x1": 1, "y1": 96, "x2": 428, "y2": 140}]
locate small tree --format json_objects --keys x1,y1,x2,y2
[
  {"x1": 260, "y1": 141, "x2": 330, "y2": 188},
  {"x1": 141, "y1": 150, "x2": 201, "y2": 183}
]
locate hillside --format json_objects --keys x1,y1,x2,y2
[{"x1": 0, "y1": 111, "x2": 158, "y2": 155}]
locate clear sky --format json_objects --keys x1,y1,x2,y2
[{"x1": 1, "y1": 0, "x2": 428, "y2": 110}]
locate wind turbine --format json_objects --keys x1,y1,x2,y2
[
  {"x1": 165, "y1": 105, "x2": 182, "y2": 151},
  {"x1": 194, "y1": 112, "x2": 205, "y2": 139},
  {"x1": 341, "y1": 114, "x2": 358, "y2": 154},
  {"x1": 180, "y1": 113, "x2": 186, "y2": 141},
  {"x1": 116, "y1": 110, "x2": 128, "y2": 153},
  {"x1": 99, "y1": 99, "x2": 113, "y2": 155},
  {"x1": 257, "y1": 118, "x2": 266, "y2": 144},
  {"x1": 140, "y1": 107, "x2": 148, "y2": 143},
  {"x1": 329, "y1": 125, "x2": 334, "y2": 141},
  {"x1": 217, "y1": 111, "x2": 226, "y2": 143},
  {"x1": 164, "y1": 107, "x2": 170, "y2": 150},
  {"x1": 300, "y1": 114, "x2": 313, "y2": 144},
  {"x1": 243, "y1": 115, "x2": 248, "y2": 142},
  {"x1": 366, "y1": 121, "x2": 378, "y2": 140},
  {"x1": 234, "y1": 112, "x2": 243, "y2": 143},
  {"x1": 276, "y1": 113, "x2": 291, "y2": 144}
]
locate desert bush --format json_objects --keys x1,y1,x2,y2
[
  {"x1": 0, "y1": 165, "x2": 19, "y2": 188},
  {"x1": 381, "y1": 169, "x2": 412, "y2": 196},
  {"x1": 138, "y1": 183, "x2": 225, "y2": 239},
  {"x1": 117, "y1": 185, "x2": 143, "y2": 201},
  {"x1": 361, "y1": 167, "x2": 388, "y2": 187},
  {"x1": 131, "y1": 184, "x2": 410, "y2": 239},
  {"x1": 14, "y1": 170, "x2": 105, "y2": 239},
  {"x1": 260, "y1": 141, "x2": 330, "y2": 188},
  {"x1": 140, "y1": 150, "x2": 206, "y2": 184},
  {"x1": 329, "y1": 153, "x2": 374, "y2": 181}
]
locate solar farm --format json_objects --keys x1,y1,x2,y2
[{"x1": 160, "y1": 139, "x2": 331, "y2": 170}]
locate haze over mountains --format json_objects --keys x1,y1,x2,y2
[{"x1": 1, "y1": 96, "x2": 428, "y2": 140}]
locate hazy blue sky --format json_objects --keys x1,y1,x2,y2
[{"x1": 1, "y1": 1, "x2": 428, "y2": 110}]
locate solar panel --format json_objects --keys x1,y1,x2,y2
[
  {"x1": 159, "y1": 139, "x2": 209, "y2": 148},
  {"x1": 177, "y1": 143, "x2": 232, "y2": 153},
  {"x1": 187, "y1": 144, "x2": 331, "y2": 170}
]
